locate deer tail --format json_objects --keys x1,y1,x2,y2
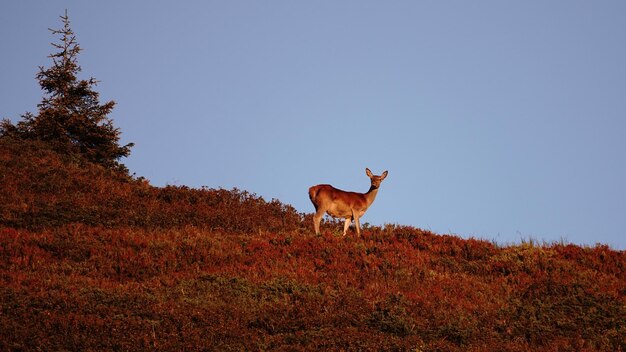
[{"x1": 308, "y1": 186, "x2": 319, "y2": 203}]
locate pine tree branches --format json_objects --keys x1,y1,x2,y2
[{"x1": 1, "y1": 11, "x2": 133, "y2": 172}]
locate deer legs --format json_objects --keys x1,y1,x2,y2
[
  {"x1": 313, "y1": 208, "x2": 324, "y2": 235},
  {"x1": 352, "y1": 209, "x2": 361, "y2": 236},
  {"x1": 313, "y1": 205, "x2": 369, "y2": 237},
  {"x1": 343, "y1": 217, "x2": 351, "y2": 236},
  {"x1": 341, "y1": 210, "x2": 361, "y2": 237}
]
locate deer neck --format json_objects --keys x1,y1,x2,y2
[{"x1": 365, "y1": 185, "x2": 380, "y2": 206}]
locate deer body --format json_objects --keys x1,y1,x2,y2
[{"x1": 309, "y1": 168, "x2": 388, "y2": 236}]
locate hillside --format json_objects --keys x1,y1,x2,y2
[
  {"x1": 1, "y1": 138, "x2": 625, "y2": 351},
  {"x1": 0, "y1": 138, "x2": 302, "y2": 232}
]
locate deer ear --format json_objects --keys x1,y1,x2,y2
[
  {"x1": 381, "y1": 170, "x2": 388, "y2": 180},
  {"x1": 366, "y1": 168, "x2": 373, "y2": 177}
]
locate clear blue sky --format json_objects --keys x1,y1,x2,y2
[{"x1": 2, "y1": 1, "x2": 625, "y2": 249}]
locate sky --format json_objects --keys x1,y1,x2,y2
[{"x1": 2, "y1": 1, "x2": 625, "y2": 249}]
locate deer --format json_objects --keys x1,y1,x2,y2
[{"x1": 308, "y1": 168, "x2": 388, "y2": 236}]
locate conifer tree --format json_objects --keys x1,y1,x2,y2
[{"x1": 0, "y1": 11, "x2": 133, "y2": 170}]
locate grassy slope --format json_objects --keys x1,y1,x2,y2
[{"x1": 1, "y1": 138, "x2": 625, "y2": 351}]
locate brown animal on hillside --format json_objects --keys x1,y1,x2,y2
[{"x1": 308, "y1": 168, "x2": 388, "y2": 236}]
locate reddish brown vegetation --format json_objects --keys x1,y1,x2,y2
[
  {"x1": 0, "y1": 138, "x2": 301, "y2": 232},
  {"x1": 1, "y1": 138, "x2": 625, "y2": 351}
]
